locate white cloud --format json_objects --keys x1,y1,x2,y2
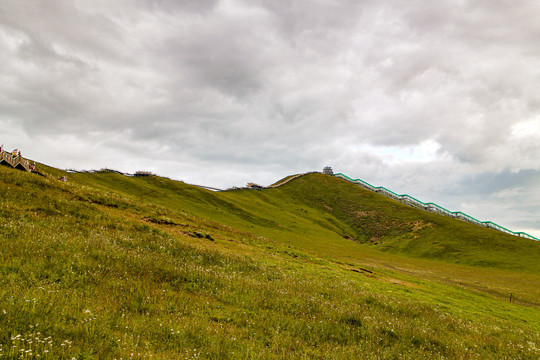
[{"x1": 512, "y1": 119, "x2": 540, "y2": 138}]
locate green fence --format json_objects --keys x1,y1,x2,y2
[{"x1": 334, "y1": 173, "x2": 539, "y2": 241}]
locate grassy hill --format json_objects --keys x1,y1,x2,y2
[
  {"x1": 1, "y1": 164, "x2": 539, "y2": 359},
  {"x1": 65, "y1": 170, "x2": 540, "y2": 273}
]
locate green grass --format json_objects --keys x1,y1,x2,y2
[{"x1": 1, "y1": 165, "x2": 540, "y2": 359}]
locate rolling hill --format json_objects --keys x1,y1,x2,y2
[{"x1": 1, "y1": 163, "x2": 539, "y2": 359}]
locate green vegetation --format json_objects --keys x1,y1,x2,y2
[{"x1": 1, "y1": 165, "x2": 539, "y2": 359}]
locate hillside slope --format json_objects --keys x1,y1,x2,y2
[
  {"x1": 1, "y1": 164, "x2": 539, "y2": 359},
  {"x1": 67, "y1": 170, "x2": 540, "y2": 273},
  {"x1": 272, "y1": 173, "x2": 540, "y2": 272}
]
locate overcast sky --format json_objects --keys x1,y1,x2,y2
[{"x1": 1, "y1": 0, "x2": 539, "y2": 238}]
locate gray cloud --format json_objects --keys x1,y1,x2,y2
[{"x1": 1, "y1": 0, "x2": 539, "y2": 237}]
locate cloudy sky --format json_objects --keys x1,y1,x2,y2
[{"x1": 1, "y1": 0, "x2": 539, "y2": 238}]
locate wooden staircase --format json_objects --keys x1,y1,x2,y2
[{"x1": 0, "y1": 149, "x2": 32, "y2": 172}]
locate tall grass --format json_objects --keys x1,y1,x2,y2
[{"x1": 1, "y1": 166, "x2": 539, "y2": 358}]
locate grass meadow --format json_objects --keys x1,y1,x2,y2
[{"x1": 1, "y1": 165, "x2": 539, "y2": 359}]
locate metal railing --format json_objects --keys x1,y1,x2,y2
[{"x1": 334, "y1": 173, "x2": 539, "y2": 241}]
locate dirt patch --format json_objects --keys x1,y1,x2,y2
[
  {"x1": 370, "y1": 236, "x2": 381, "y2": 243},
  {"x1": 144, "y1": 217, "x2": 187, "y2": 226},
  {"x1": 355, "y1": 210, "x2": 375, "y2": 218},
  {"x1": 410, "y1": 220, "x2": 432, "y2": 231},
  {"x1": 347, "y1": 267, "x2": 375, "y2": 278},
  {"x1": 350, "y1": 267, "x2": 373, "y2": 274}
]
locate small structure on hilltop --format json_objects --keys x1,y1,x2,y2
[
  {"x1": 323, "y1": 166, "x2": 333, "y2": 175},
  {"x1": 246, "y1": 182, "x2": 264, "y2": 190},
  {"x1": 135, "y1": 171, "x2": 154, "y2": 177}
]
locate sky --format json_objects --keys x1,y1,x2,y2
[{"x1": 1, "y1": 0, "x2": 539, "y2": 238}]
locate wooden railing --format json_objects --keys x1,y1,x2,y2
[{"x1": 0, "y1": 149, "x2": 32, "y2": 172}]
